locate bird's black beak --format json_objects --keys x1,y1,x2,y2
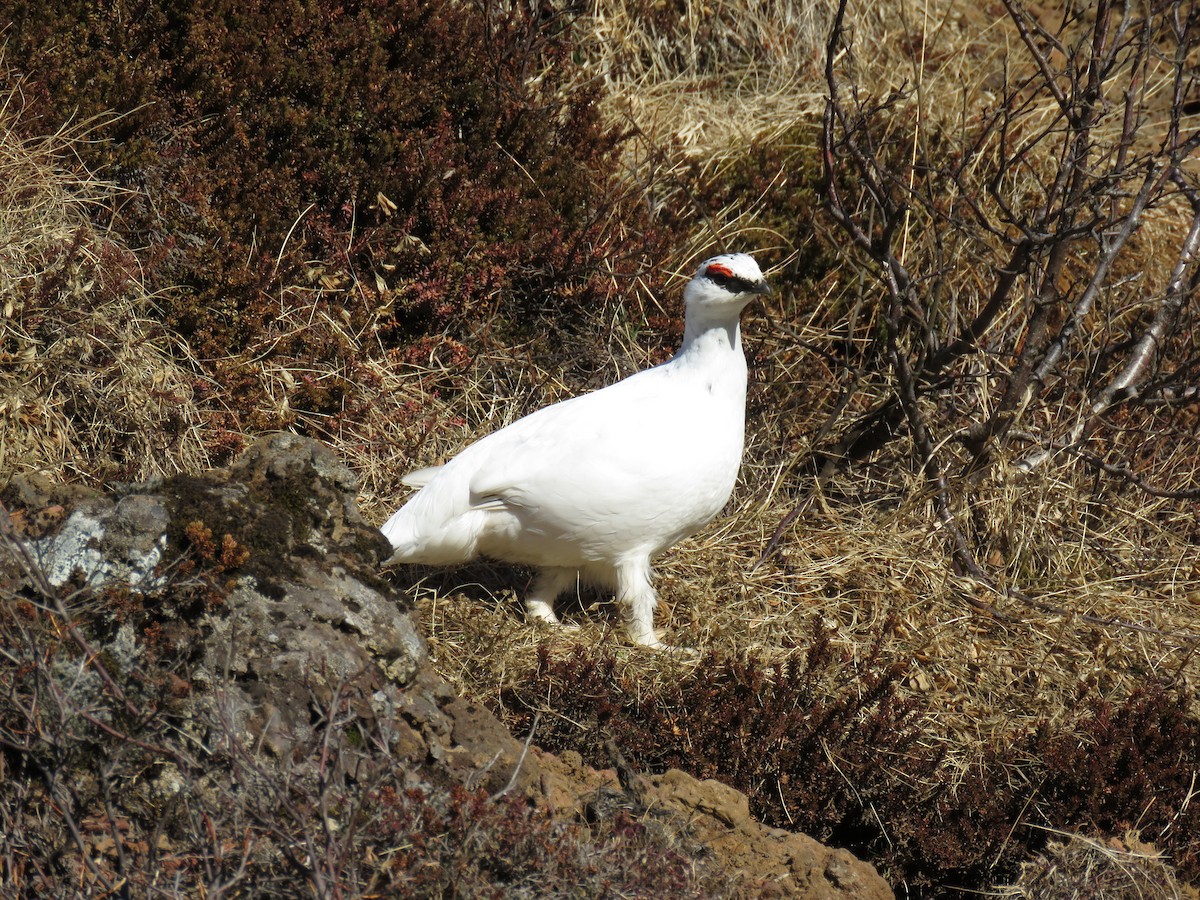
[{"x1": 752, "y1": 280, "x2": 772, "y2": 297}]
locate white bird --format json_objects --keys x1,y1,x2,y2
[{"x1": 381, "y1": 253, "x2": 770, "y2": 649}]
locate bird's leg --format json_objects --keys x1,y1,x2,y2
[
  {"x1": 525, "y1": 567, "x2": 578, "y2": 628},
  {"x1": 615, "y1": 560, "x2": 667, "y2": 650}
]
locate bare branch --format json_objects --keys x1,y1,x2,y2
[{"x1": 1104, "y1": 207, "x2": 1200, "y2": 403}]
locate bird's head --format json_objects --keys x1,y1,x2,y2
[{"x1": 683, "y1": 253, "x2": 772, "y2": 312}]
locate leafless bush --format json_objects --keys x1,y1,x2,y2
[{"x1": 812, "y1": 0, "x2": 1200, "y2": 605}]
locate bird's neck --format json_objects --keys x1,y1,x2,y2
[{"x1": 678, "y1": 308, "x2": 744, "y2": 360}]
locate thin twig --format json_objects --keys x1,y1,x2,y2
[{"x1": 490, "y1": 712, "x2": 541, "y2": 801}]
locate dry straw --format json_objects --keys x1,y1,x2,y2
[
  {"x1": 393, "y1": 0, "x2": 1200, "y2": 817},
  {"x1": 0, "y1": 89, "x2": 211, "y2": 484},
  {"x1": 997, "y1": 829, "x2": 1199, "y2": 899}
]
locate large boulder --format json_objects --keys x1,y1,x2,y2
[{"x1": 8, "y1": 433, "x2": 537, "y2": 794}]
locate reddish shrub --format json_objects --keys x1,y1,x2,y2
[
  {"x1": 497, "y1": 620, "x2": 1200, "y2": 896},
  {"x1": 5, "y1": 0, "x2": 676, "y2": 447}
]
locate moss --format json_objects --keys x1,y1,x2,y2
[{"x1": 161, "y1": 474, "x2": 302, "y2": 581}]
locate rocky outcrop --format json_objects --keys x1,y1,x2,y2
[
  {"x1": 2, "y1": 433, "x2": 892, "y2": 897},
  {"x1": 8, "y1": 433, "x2": 537, "y2": 796},
  {"x1": 537, "y1": 749, "x2": 893, "y2": 899},
  {"x1": 649, "y1": 769, "x2": 891, "y2": 899}
]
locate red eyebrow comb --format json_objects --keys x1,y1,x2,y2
[{"x1": 705, "y1": 263, "x2": 735, "y2": 278}]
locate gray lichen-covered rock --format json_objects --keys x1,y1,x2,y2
[
  {"x1": 35, "y1": 494, "x2": 171, "y2": 589},
  {"x1": 6, "y1": 433, "x2": 538, "y2": 795}
]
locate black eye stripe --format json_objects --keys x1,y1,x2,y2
[{"x1": 709, "y1": 271, "x2": 752, "y2": 292}]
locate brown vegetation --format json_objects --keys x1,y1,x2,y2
[{"x1": 2, "y1": 0, "x2": 1199, "y2": 896}]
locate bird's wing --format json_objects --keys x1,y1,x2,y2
[{"x1": 464, "y1": 373, "x2": 689, "y2": 530}]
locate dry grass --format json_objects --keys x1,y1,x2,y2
[
  {"x1": 0, "y1": 90, "x2": 211, "y2": 484},
  {"x1": 388, "y1": 261, "x2": 1200, "y2": 818},
  {"x1": 403, "y1": 401, "x2": 1200, "y2": 748},
  {"x1": 575, "y1": 0, "x2": 1008, "y2": 159},
  {"x1": 382, "y1": 0, "x2": 1200, "y2": 840},
  {"x1": 571, "y1": 0, "x2": 1047, "y2": 293},
  {"x1": 998, "y1": 830, "x2": 1200, "y2": 900}
]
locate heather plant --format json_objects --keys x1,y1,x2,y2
[
  {"x1": 496, "y1": 623, "x2": 1200, "y2": 895},
  {"x1": 497, "y1": 620, "x2": 949, "y2": 878},
  {"x1": 1030, "y1": 684, "x2": 1200, "y2": 881},
  {"x1": 3, "y1": 0, "x2": 677, "y2": 456}
]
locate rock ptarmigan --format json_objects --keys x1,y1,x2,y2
[{"x1": 382, "y1": 253, "x2": 770, "y2": 649}]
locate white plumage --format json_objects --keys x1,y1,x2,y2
[{"x1": 382, "y1": 253, "x2": 770, "y2": 649}]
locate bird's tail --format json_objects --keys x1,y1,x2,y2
[{"x1": 379, "y1": 492, "x2": 483, "y2": 567}]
